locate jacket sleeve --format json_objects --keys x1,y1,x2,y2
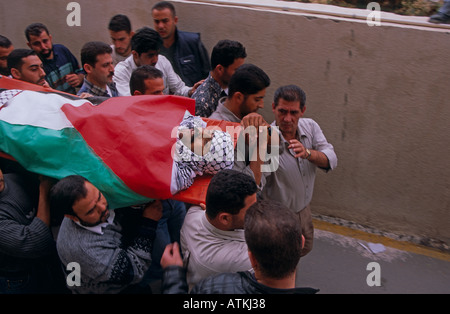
[{"x1": 161, "y1": 265, "x2": 189, "y2": 294}]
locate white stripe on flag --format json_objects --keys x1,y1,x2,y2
[{"x1": 0, "y1": 90, "x2": 89, "y2": 130}]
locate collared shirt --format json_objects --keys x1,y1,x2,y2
[
  {"x1": 42, "y1": 44, "x2": 82, "y2": 95},
  {"x1": 262, "y1": 118, "x2": 337, "y2": 213},
  {"x1": 77, "y1": 78, "x2": 119, "y2": 98},
  {"x1": 192, "y1": 73, "x2": 227, "y2": 117},
  {"x1": 113, "y1": 54, "x2": 191, "y2": 96},
  {"x1": 209, "y1": 97, "x2": 240, "y2": 122},
  {"x1": 180, "y1": 206, "x2": 252, "y2": 288},
  {"x1": 74, "y1": 209, "x2": 116, "y2": 235}
]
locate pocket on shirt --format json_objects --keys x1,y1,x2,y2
[{"x1": 178, "y1": 55, "x2": 198, "y2": 76}]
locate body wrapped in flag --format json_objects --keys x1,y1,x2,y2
[{"x1": 0, "y1": 82, "x2": 239, "y2": 208}]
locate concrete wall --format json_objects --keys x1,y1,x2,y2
[{"x1": 1, "y1": 0, "x2": 449, "y2": 245}]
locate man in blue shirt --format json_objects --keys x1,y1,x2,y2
[{"x1": 25, "y1": 23, "x2": 83, "y2": 95}]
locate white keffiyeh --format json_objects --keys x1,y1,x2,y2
[{"x1": 171, "y1": 112, "x2": 234, "y2": 194}]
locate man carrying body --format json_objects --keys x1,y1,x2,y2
[
  {"x1": 50, "y1": 175, "x2": 163, "y2": 293},
  {"x1": 210, "y1": 63, "x2": 271, "y2": 187},
  {"x1": 180, "y1": 169, "x2": 257, "y2": 289},
  {"x1": 7, "y1": 49, "x2": 49, "y2": 87},
  {"x1": 129, "y1": 65, "x2": 165, "y2": 96}
]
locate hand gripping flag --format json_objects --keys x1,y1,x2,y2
[{"x1": 0, "y1": 76, "x2": 240, "y2": 207}]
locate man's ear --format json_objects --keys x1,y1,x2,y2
[
  {"x1": 83, "y1": 63, "x2": 93, "y2": 75},
  {"x1": 217, "y1": 212, "x2": 232, "y2": 227},
  {"x1": 10, "y1": 68, "x2": 21, "y2": 80},
  {"x1": 132, "y1": 90, "x2": 142, "y2": 96},
  {"x1": 248, "y1": 250, "x2": 258, "y2": 270},
  {"x1": 64, "y1": 214, "x2": 79, "y2": 223}
]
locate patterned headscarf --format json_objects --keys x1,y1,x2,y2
[{"x1": 172, "y1": 112, "x2": 234, "y2": 194}]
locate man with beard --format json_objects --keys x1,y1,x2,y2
[
  {"x1": 108, "y1": 14, "x2": 134, "y2": 66},
  {"x1": 50, "y1": 175, "x2": 163, "y2": 294},
  {"x1": 77, "y1": 41, "x2": 118, "y2": 98},
  {"x1": 0, "y1": 35, "x2": 14, "y2": 76},
  {"x1": 210, "y1": 63, "x2": 271, "y2": 187},
  {"x1": 25, "y1": 23, "x2": 83, "y2": 94},
  {"x1": 152, "y1": 1, "x2": 210, "y2": 87},
  {"x1": 7, "y1": 49, "x2": 49, "y2": 87},
  {"x1": 193, "y1": 39, "x2": 247, "y2": 118}
]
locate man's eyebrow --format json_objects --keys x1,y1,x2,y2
[{"x1": 87, "y1": 190, "x2": 101, "y2": 214}]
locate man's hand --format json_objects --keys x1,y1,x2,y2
[
  {"x1": 188, "y1": 79, "x2": 205, "y2": 97},
  {"x1": 142, "y1": 200, "x2": 163, "y2": 221},
  {"x1": 160, "y1": 242, "x2": 183, "y2": 269},
  {"x1": 288, "y1": 139, "x2": 309, "y2": 159},
  {"x1": 65, "y1": 73, "x2": 83, "y2": 88}
]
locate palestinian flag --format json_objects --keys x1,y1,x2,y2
[{"x1": 0, "y1": 76, "x2": 240, "y2": 207}]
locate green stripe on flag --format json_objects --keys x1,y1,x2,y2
[{"x1": 0, "y1": 121, "x2": 152, "y2": 208}]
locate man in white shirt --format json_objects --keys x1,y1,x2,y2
[
  {"x1": 113, "y1": 27, "x2": 194, "y2": 97},
  {"x1": 180, "y1": 169, "x2": 257, "y2": 289}
]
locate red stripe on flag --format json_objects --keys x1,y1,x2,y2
[{"x1": 62, "y1": 95, "x2": 195, "y2": 200}]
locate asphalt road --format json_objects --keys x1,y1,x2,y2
[{"x1": 296, "y1": 225, "x2": 450, "y2": 294}]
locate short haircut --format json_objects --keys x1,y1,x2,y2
[
  {"x1": 108, "y1": 14, "x2": 132, "y2": 33},
  {"x1": 228, "y1": 63, "x2": 270, "y2": 98},
  {"x1": 7, "y1": 49, "x2": 37, "y2": 71},
  {"x1": 130, "y1": 65, "x2": 163, "y2": 94},
  {"x1": 273, "y1": 84, "x2": 306, "y2": 109},
  {"x1": 131, "y1": 27, "x2": 162, "y2": 55},
  {"x1": 205, "y1": 169, "x2": 257, "y2": 219},
  {"x1": 211, "y1": 40, "x2": 247, "y2": 69},
  {"x1": 245, "y1": 200, "x2": 303, "y2": 279},
  {"x1": 152, "y1": 1, "x2": 176, "y2": 16},
  {"x1": 80, "y1": 41, "x2": 112, "y2": 67},
  {"x1": 0, "y1": 35, "x2": 12, "y2": 48},
  {"x1": 49, "y1": 175, "x2": 89, "y2": 221},
  {"x1": 25, "y1": 23, "x2": 49, "y2": 42}
]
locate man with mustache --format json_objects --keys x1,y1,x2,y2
[
  {"x1": 7, "y1": 49, "x2": 49, "y2": 87},
  {"x1": 25, "y1": 23, "x2": 83, "y2": 95},
  {"x1": 261, "y1": 85, "x2": 337, "y2": 257},
  {"x1": 77, "y1": 41, "x2": 118, "y2": 98},
  {"x1": 50, "y1": 175, "x2": 163, "y2": 293}
]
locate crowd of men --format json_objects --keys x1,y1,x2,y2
[{"x1": 0, "y1": 1, "x2": 337, "y2": 294}]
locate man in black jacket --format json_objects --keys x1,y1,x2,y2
[
  {"x1": 160, "y1": 200, "x2": 319, "y2": 294},
  {"x1": 152, "y1": 1, "x2": 210, "y2": 86}
]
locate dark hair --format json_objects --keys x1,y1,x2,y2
[
  {"x1": 108, "y1": 14, "x2": 132, "y2": 33},
  {"x1": 152, "y1": 1, "x2": 176, "y2": 16},
  {"x1": 245, "y1": 200, "x2": 303, "y2": 279},
  {"x1": 25, "y1": 23, "x2": 49, "y2": 42},
  {"x1": 228, "y1": 63, "x2": 270, "y2": 98},
  {"x1": 130, "y1": 65, "x2": 163, "y2": 94},
  {"x1": 211, "y1": 40, "x2": 247, "y2": 69},
  {"x1": 80, "y1": 41, "x2": 112, "y2": 67},
  {"x1": 7, "y1": 49, "x2": 37, "y2": 71},
  {"x1": 205, "y1": 169, "x2": 257, "y2": 219},
  {"x1": 273, "y1": 85, "x2": 306, "y2": 109},
  {"x1": 0, "y1": 35, "x2": 12, "y2": 48},
  {"x1": 49, "y1": 175, "x2": 89, "y2": 220},
  {"x1": 131, "y1": 27, "x2": 162, "y2": 55}
]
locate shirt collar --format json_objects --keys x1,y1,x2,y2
[{"x1": 74, "y1": 209, "x2": 116, "y2": 235}]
